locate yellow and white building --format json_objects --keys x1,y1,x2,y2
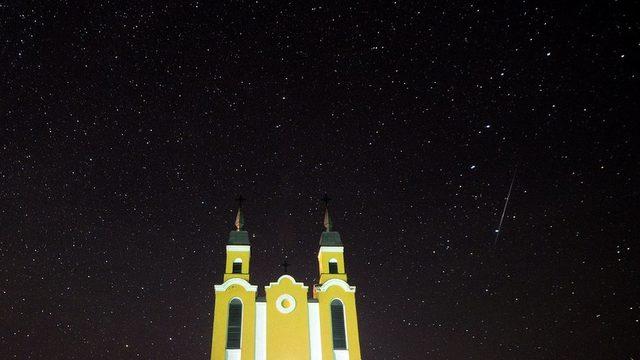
[{"x1": 210, "y1": 204, "x2": 362, "y2": 360}]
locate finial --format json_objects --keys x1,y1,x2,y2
[
  {"x1": 322, "y1": 193, "x2": 333, "y2": 231},
  {"x1": 234, "y1": 195, "x2": 245, "y2": 231}
]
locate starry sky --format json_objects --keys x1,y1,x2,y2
[{"x1": 1, "y1": 1, "x2": 637, "y2": 359}]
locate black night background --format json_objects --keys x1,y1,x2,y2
[{"x1": 1, "y1": 2, "x2": 637, "y2": 359}]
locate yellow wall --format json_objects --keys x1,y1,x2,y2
[
  {"x1": 316, "y1": 280, "x2": 362, "y2": 360},
  {"x1": 265, "y1": 275, "x2": 311, "y2": 360},
  {"x1": 211, "y1": 235, "x2": 363, "y2": 360},
  {"x1": 224, "y1": 246, "x2": 250, "y2": 282},
  {"x1": 210, "y1": 279, "x2": 257, "y2": 360},
  {"x1": 318, "y1": 247, "x2": 347, "y2": 284}
]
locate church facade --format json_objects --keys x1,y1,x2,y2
[{"x1": 209, "y1": 203, "x2": 362, "y2": 360}]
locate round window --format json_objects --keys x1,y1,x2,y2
[{"x1": 276, "y1": 294, "x2": 296, "y2": 314}]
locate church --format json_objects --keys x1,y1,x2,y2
[{"x1": 209, "y1": 200, "x2": 363, "y2": 360}]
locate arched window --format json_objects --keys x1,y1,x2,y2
[
  {"x1": 329, "y1": 259, "x2": 338, "y2": 274},
  {"x1": 226, "y1": 299, "x2": 242, "y2": 349},
  {"x1": 330, "y1": 299, "x2": 347, "y2": 350},
  {"x1": 232, "y1": 259, "x2": 242, "y2": 274}
]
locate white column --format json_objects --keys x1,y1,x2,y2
[
  {"x1": 255, "y1": 302, "x2": 267, "y2": 360},
  {"x1": 308, "y1": 303, "x2": 323, "y2": 360}
]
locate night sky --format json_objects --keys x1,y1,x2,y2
[{"x1": 2, "y1": 1, "x2": 638, "y2": 359}]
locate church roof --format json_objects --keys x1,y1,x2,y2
[
  {"x1": 320, "y1": 231, "x2": 342, "y2": 246},
  {"x1": 228, "y1": 230, "x2": 250, "y2": 245}
]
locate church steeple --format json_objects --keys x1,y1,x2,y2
[
  {"x1": 228, "y1": 196, "x2": 249, "y2": 246},
  {"x1": 317, "y1": 194, "x2": 347, "y2": 284},
  {"x1": 322, "y1": 194, "x2": 333, "y2": 231},
  {"x1": 319, "y1": 194, "x2": 343, "y2": 247},
  {"x1": 234, "y1": 195, "x2": 245, "y2": 231},
  {"x1": 323, "y1": 207, "x2": 333, "y2": 231},
  {"x1": 223, "y1": 196, "x2": 251, "y2": 281}
]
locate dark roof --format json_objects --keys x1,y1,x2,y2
[
  {"x1": 320, "y1": 231, "x2": 342, "y2": 246},
  {"x1": 228, "y1": 230, "x2": 250, "y2": 245}
]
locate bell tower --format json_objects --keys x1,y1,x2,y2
[
  {"x1": 316, "y1": 195, "x2": 348, "y2": 284},
  {"x1": 313, "y1": 195, "x2": 362, "y2": 360},
  {"x1": 211, "y1": 197, "x2": 257, "y2": 360}
]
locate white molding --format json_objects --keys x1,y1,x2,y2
[
  {"x1": 230, "y1": 296, "x2": 244, "y2": 305},
  {"x1": 265, "y1": 275, "x2": 309, "y2": 290},
  {"x1": 317, "y1": 279, "x2": 355, "y2": 293},
  {"x1": 308, "y1": 303, "x2": 322, "y2": 360},
  {"x1": 226, "y1": 245, "x2": 250, "y2": 252},
  {"x1": 275, "y1": 294, "x2": 296, "y2": 314},
  {"x1": 226, "y1": 349, "x2": 241, "y2": 360},
  {"x1": 214, "y1": 278, "x2": 258, "y2": 292},
  {"x1": 333, "y1": 349, "x2": 349, "y2": 360},
  {"x1": 329, "y1": 258, "x2": 338, "y2": 263},
  {"x1": 255, "y1": 302, "x2": 266, "y2": 360},
  {"x1": 319, "y1": 246, "x2": 344, "y2": 253}
]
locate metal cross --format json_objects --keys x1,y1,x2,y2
[
  {"x1": 281, "y1": 259, "x2": 290, "y2": 274},
  {"x1": 235, "y1": 195, "x2": 245, "y2": 207},
  {"x1": 321, "y1": 193, "x2": 331, "y2": 207}
]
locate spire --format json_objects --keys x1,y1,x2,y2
[
  {"x1": 320, "y1": 194, "x2": 342, "y2": 246},
  {"x1": 322, "y1": 193, "x2": 333, "y2": 231},
  {"x1": 234, "y1": 195, "x2": 245, "y2": 231},
  {"x1": 323, "y1": 208, "x2": 333, "y2": 231},
  {"x1": 228, "y1": 195, "x2": 249, "y2": 245}
]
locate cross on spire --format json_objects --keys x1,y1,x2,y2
[
  {"x1": 235, "y1": 195, "x2": 245, "y2": 207},
  {"x1": 321, "y1": 193, "x2": 331, "y2": 208},
  {"x1": 322, "y1": 193, "x2": 333, "y2": 231},
  {"x1": 281, "y1": 259, "x2": 290, "y2": 274}
]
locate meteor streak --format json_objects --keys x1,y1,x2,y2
[{"x1": 494, "y1": 167, "x2": 517, "y2": 244}]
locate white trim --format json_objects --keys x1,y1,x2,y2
[
  {"x1": 265, "y1": 275, "x2": 309, "y2": 290},
  {"x1": 233, "y1": 258, "x2": 242, "y2": 263},
  {"x1": 229, "y1": 296, "x2": 244, "y2": 305},
  {"x1": 275, "y1": 294, "x2": 296, "y2": 314},
  {"x1": 214, "y1": 278, "x2": 258, "y2": 292},
  {"x1": 319, "y1": 246, "x2": 344, "y2": 253},
  {"x1": 308, "y1": 303, "x2": 322, "y2": 360},
  {"x1": 329, "y1": 258, "x2": 338, "y2": 263},
  {"x1": 226, "y1": 245, "x2": 250, "y2": 252},
  {"x1": 333, "y1": 349, "x2": 349, "y2": 360},
  {"x1": 317, "y1": 279, "x2": 355, "y2": 293},
  {"x1": 255, "y1": 302, "x2": 266, "y2": 360},
  {"x1": 225, "y1": 349, "x2": 241, "y2": 360}
]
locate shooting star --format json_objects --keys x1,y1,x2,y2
[{"x1": 494, "y1": 167, "x2": 517, "y2": 244}]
